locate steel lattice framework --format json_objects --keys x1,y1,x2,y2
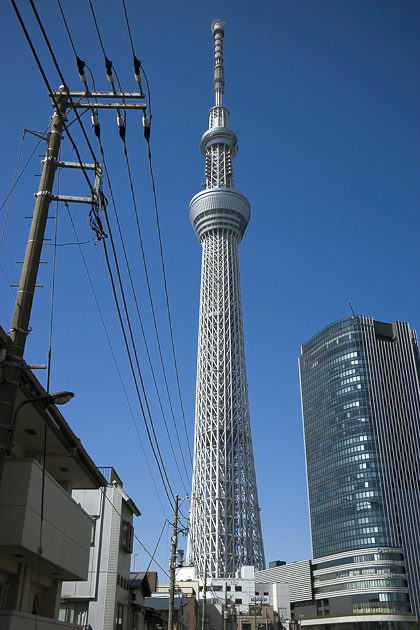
[{"x1": 186, "y1": 20, "x2": 265, "y2": 578}]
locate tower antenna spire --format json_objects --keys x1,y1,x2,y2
[{"x1": 211, "y1": 19, "x2": 226, "y2": 107}]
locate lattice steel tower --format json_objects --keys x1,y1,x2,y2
[{"x1": 186, "y1": 20, "x2": 265, "y2": 578}]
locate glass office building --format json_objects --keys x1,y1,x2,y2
[{"x1": 299, "y1": 316, "x2": 420, "y2": 624}]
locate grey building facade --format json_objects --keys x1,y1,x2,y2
[
  {"x1": 60, "y1": 467, "x2": 140, "y2": 629},
  {"x1": 299, "y1": 316, "x2": 420, "y2": 626}
]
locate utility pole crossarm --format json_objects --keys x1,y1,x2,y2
[
  {"x1": 50, "y1": 90, "x2": 146, "y2": 99},
  {"x1": 70, "y1": 102, "x2": 147, "y2": 111},
  {"x1": 49, "y1": 90, "x2": 147, "y2": 111},
  {"x1": 48, "y1": 195, "x2": 93, "y2": 205}
]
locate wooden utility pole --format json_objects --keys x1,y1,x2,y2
[
  {"x1": 0, "y1": 87, "x2": 68, "y2": 482},
  {"x1": 168, "y1": 494, "x2": 179, "y2": 630},
  {"x1": 0, "y1": 85, "x2": 146, "y2": 487}
]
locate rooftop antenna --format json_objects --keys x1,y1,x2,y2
[
  {"x1": 212, "y1": 19, "x2": 226, "y2": 107},
  {"x1": 349, "y1": 302, "x2": 355, "y2": 316}
]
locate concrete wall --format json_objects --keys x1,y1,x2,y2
[{"x1": 0, "y1": 459, "x2": 92, "y2": 580}]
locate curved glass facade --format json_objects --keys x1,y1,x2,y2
[
  {"x1": 299, "y1": 316, "x2": 420, "y2": 619},
  {"x1": 300, "y1": 318, "x2": 389, "y2": 556}
]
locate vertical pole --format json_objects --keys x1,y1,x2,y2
[
  {"x1": 201, "y1": 558, "x2": 207, "y2": 630},
  {"x1": 168, "y1": 494, "x2": 179, "y2": 630},
  {"x1": 223, "y1": 582, "x2": 227, "y2": 630},
  {"x1": 0, "y1": 87, "x2": 68, "y2": 484}
]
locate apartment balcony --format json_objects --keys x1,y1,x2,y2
[
  {"x1": 0, "y1": 458, "x2": 92, "y2": 580},
  {"x1": 0, "y1": 610, "x2": 83, "y2": 630}
]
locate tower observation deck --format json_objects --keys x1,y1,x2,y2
[{"x1": 186, "y1": 20, "x2": 265, "y2": 578}]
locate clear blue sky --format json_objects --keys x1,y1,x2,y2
[{"x1": 1, "y1": 1, "x2": 419, "y2": 577}]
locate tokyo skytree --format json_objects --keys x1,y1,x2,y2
[{"x1": 186, "y1": 20, "x2": 265, "y2": 578}]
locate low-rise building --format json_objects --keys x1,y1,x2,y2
[
  {"x1": 130, "y1": 571, "x2": 152, "y2": 630},
  {"x1": 145, "y1": 592, "x2": 189, "y2": 630},
  {"x1": 0, "y1": 327, "x2": 107, "y2": 629},
  {"x1": 60, "y1": 467, "x2": 140, "y2": 629}
]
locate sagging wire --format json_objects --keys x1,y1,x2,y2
[
  {"x1": 98, "y1": 113, "x2": 190, "y2": 492},
  {"x1": 119, "y1": 0, "x2": 192, "y2": 467},
  {"x1": 87, "y1": 0, "x2": 127, "y2": 142},
  {"x1": 86, "y1": 0, "x2": 190, "y2": 495},
  {"x1": 13, "y1": 0, "x2": 107, "y2": 252},
  {"x1": 56, "y1": 0, "x2": 173, "y2": 513},
  {"x1": 121, "y1": 0, "x2": 145, "y2": 97},
  {"x1": 26, "y1": 0, "x2": 97, "y2": 174},
  {"x1": 27, "y1": 0, "x2": 107, "y2": 242},
  {"x1": 99, "y1": 178, "x2": 177, "y2": 508},
  {"x1": 0, "y1": 125, "x2": 50, "y2": 234},
  {"x1": 64, "y1": 199, "x2": 168, "y2": 517},
  {"x1": 64, "y1": 200, "x2": 167, "y2": 517},
  {"x1": 144, "y1": 137, "x2": 193, "y2": 467},
  {"x1": 57, "y1": 0, "x2": 101, "y2": 142},
  {"x1": 100, "y1": 487, "x2": 170, "y2": 578},
  {"x1": 111, "y1": 86, "x2": 191, "y2": 483}
]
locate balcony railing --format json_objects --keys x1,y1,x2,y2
[{"x1": 0, "y1": 458, "x2": 92, "y2": 580}]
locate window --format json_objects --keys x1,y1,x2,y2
[
  {"x1": 235, "y1": 598, "x2": 242, "y2": 604},
  {"x1": 115, "y1": 603, "x2": 124, "y2": 630},
  {"x1": 227, "y1": 585, "x2": 231, "y2": 591},
  {"x1": 235, "y1": 585, "x2": 242, "y2": 592},
  {"x1": 242, "y1": 624, "x2": 251, "y2": 630},
  {"x1": 117, "y1": 574, "x2": 129, "y2": 590},
  {"x1": 90, "y1": 517, "x2": 99, "y2": 546},
  {"x1": 121, "y1": 521, "x2": 134, "y2": 553},
  {"x1": 59, "y1": 602, "x2": 88, "y2": 625},
  {"x1": 212, "y1": 585, "x2": 223, "y2": 592}
]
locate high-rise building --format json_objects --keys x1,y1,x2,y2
[
  {"x1": 299, "y1": 315, "x2": 420, "y2": 624},
  {"x1": 186, "y1": 20, "x2": 265, "y2": 578}
]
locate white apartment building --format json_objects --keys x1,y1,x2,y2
[{"x1": 60, "y1": 468, "x2": 140, "y2": 630}]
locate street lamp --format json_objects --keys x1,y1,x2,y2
[{"x1": 8, "y1": 391, "x2": 75, "y2": 454}]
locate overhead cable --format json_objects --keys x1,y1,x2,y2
[
  {"x1": 100, "y1": 487, "x2": 170, "y2": 578},
  {"x1": 65, "y1": 202, "x2": 167, "y2": 517},
  {"x1": 86, "y1": 1, "x2": 190, "y2": 492},
  {"x1": 55, "y1": 1, "x2": 176, "y2": 508},
  {"x1": 120, "y1": 0, "x2": 192, "y2": 465}
]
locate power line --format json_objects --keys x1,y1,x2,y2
[
  {"x1": 145, "y1": 520, "x2": 168, "y2": 574},
  {"x1": 13, "y1": 0, "x2": 174, "y2": 506},
  {"x1": 106, "y1": 137, "x2": 190, "y2": 493},
  {"x1": 10, "y1": 0, "x2": 95, "y2": 197},
  {"x1": 100, "y1": 207, "x2": 176, "y2": 506},
  {"x1": 120, "y1": 137, "x2": 191, "y2": 487},
  {"x1": 100, "y1": 486, "x2": 170, "y2": 578},
  {"x1": 85, "y1": 2, "x2": 191, "y2": 492},
  {"x1": 54, "y1": 1, "x2": 178, "y2": 509},
  {"x1": 28, "y1": 0, "x2": 98, "y2": 167},
  {"x1": 0, "y1": 127, "x2": 49, "y2": 218},
  {"x1": 145, "y1": 139, "x2": 193, "y2": 466},
  {"x1": 120, "y1": 0, "x2": 144, "y2": 96},
  {"x1": 64, "y1": 202, "x2": 168, "y2": 518},
  {"x1": 120, "y1": 0, "x2": 192, "y2": 465},
  {"x1": 56, "y1": 0, "x2": 77, "y2": 57}
]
